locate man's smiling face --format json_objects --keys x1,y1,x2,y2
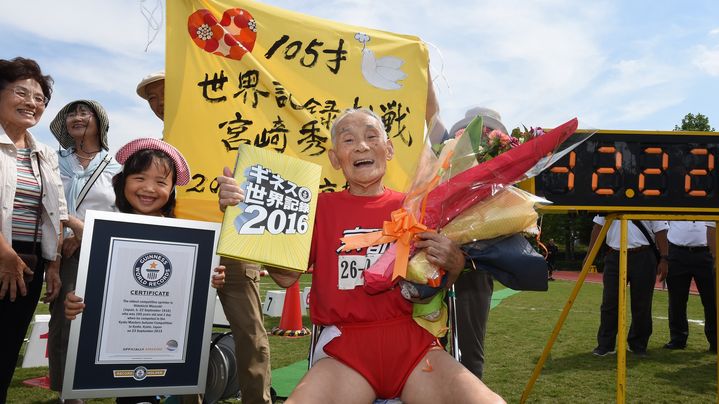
[{"x1": 328, "y1": 110, "x2": 394, "y2": 195}]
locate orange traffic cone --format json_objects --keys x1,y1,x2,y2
[{"x1": 271, "y1": 281, "x2": 310, "y2": 337}]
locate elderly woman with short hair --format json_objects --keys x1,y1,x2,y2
[{"x1": 0, "y1": 57, "x2": 67, "y2": 402}]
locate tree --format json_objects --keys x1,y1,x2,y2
[
  {"x1": 540, "y1": 212, "x2": 595, "y2": 260},
  {"x1": 674, "y1": 113, "x2": 715, "y2": 132}
]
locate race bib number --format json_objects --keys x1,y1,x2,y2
[{"x1": 338, "y1": 254, "x2": 380, "y2": 290}]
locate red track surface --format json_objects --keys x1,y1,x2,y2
[{"x1": 551, "y1": 270, "x2": 699, "y2": 294}]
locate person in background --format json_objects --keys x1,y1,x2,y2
[
  {"x1": 0, "y1": 56, "x2": 67, "y2": 403},
  {"x1": 586, "y1": 216, "x2": 669, "y2": 356},
  {"x1": 546, "y1": 238, "x2": 559, "y2": 281},
  {"x1": 441, "y1": 106, "x2": 506, "y2": 380},
  {"x1": 663, "y1": 221, "x2": 716, "y2": 353},
  {"x1": 65, "y1": 138, "x2": 227, "y2": 404},
  {"x1": 136, "y1": 71, "x2": 164, "y2": 121},
  {"x1": 137, "y1": 72, "x2": 273, "y2": 404},
  {"x1": 47, "y1": 100, "x2": 122, "y2": 404}
]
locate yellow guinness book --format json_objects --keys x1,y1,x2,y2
[{"x1": 217, "y1": 145, "x2": 321, "y2": 271}]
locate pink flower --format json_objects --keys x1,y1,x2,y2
[
  {"x1": 487, "y1": 130, "x2": 500, "y2": 143},
  {"x1": 499, "y1": 132, "x2": 511, "y2": 146},
  {"x1": 454, "y1": 127, "x2": 465, "y2": 139}
]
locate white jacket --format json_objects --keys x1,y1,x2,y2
[{"x1": 0, "y1": 129, "x2": 68, "y2": 260}]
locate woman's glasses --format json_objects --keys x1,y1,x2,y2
[
  {"x1": 10, "y1": 86, "x2": 48, "y2": 106},
  {"x1": 66, "y1": 110, "x2": 93, "y2": 119}
]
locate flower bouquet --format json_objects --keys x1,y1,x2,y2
[{"x1": 338, "y1": 114, "x2": 584, "y2": 336}]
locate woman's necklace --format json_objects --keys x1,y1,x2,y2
[
  {"x1": 75, "y1": 153, "x2": 96, "y2": 161},
  {"x1": 74, "y1": 149, "x2": 99, "y2": 161}
]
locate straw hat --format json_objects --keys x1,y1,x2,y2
[
  {"x1": 136, "y1": 71, "x2": 165, "y2": 100},
  {"x1": 49, "y1": 100, "x2": 110, "y2": 150},
  {"x1": 115, "y1": 138, "x2": 191, "y2": 186},
  {"x1": 449, "y1": 106, "x2": 508, "y2": 137}
]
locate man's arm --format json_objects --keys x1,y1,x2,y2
[
  {"x1": 583, "y1": 223, "x2": 603, "y2": 269},
  {"x1": 62, "y1": 215, "x2": 84, "y2": 257},
  {"x1": 426, "y1": 72, "x2": 439, "y2": 126},
  {"x1": 708, "y1": 225, "x2": 716, "y2": 258},
  {"x1": 264, "y1": 265, "x2": 302, "y2": 288},
  {"x1": 425, "y1": 74, "x2": 449, "y2": 146},
  {"x1": 654, "y1": 229, "x2": 669, "y2": 282}
]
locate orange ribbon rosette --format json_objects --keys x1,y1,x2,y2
[{"x1": 339, "y1": 208, "x2": 433, "y2": 280}]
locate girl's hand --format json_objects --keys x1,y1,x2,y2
[
  {"x1": 217, "y1": 167, "x2": 245, "y2": 212},
  {"x1": 413, "y1": 232, "x2": 466, "y2": 288},
  {"x1": 0, "y1": 248, "x2": 32, "y2": 301},
  {"x1": 211, "y1": 265, "x2": 226, "y2": 289},
  {"x1": 65, "y1": 291, "x2": 85, "y2": 320}
]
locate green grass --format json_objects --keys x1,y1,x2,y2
[
  {"x1": 484, "y1": 280, "x2": 716, "y2": 403},
  {"x1": 8, "y1": 275, "x2": 719, "y2": 403}
]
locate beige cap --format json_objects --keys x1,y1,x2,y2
[
  {"x1": 449, "y1": 107, "x2": 508, "y2": 137},
  {"x1": 136, "y1": 71, "x2": 165, "y2": 100}
]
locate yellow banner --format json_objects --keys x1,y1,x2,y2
[{"x1": 166, "y1": 0, "x2": 429, "y2": 221}]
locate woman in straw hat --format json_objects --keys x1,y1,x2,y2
[{"x1": 47, "y1": 100, "x2": 121, "y2": 403}]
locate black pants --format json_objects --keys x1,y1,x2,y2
[
  {"x1": 454, "y1": 269, "x2": 493, "y2": 380},
  {"x1": 0, "y1": 241, "x2": 45, "y2": 404},
  {"x1": 597, "y1": 248, "x2": 656, "y2": 351},
  {"x1": 48, "y1": 248, "x2": 81, "y2": 391},
  {"x1": 666, "y1": 244, "x2": 716, "y2": 348}
]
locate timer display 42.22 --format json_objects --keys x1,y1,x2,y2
[{"x1": 530, "y1": 130, "x2": 719, "y2": 212}]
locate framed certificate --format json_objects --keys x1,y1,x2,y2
[{"x1": 62, "y1": 210, "x2": 221, "y2": 399}]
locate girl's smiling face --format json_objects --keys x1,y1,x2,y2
[{"x1": 123, "y1": 156, "x2": 174, "y2": 216}]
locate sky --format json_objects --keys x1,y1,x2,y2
[{"x1": 1, "y1": 0, "x2": 718, "y2": 151}]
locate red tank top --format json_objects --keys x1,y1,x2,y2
[{"x1": 308, "y1": 189, "x2": 412, "y2": 325}]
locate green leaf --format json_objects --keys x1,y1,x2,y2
[{"x1": 464, "y1": 116, "x2": 485, "y2": 157}]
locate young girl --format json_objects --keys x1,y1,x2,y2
[{"x1": 64, "y1": 138, "x2": 225, "y2": 404}]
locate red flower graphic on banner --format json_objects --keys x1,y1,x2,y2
[{"x1": 188, "y1": 8, "x2": 257, "y2": 61}]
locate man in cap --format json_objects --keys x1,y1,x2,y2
[
  {"x1": 136, "y1": 71, "x2": 165, "y2": 121},
  {"x1": 136, "y1": 72, "x2": 273, "y2": 403}
]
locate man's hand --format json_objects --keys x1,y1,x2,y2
[
  {"x1": 217, "y1": 166, "x2": 245, "y2": 212},
  {"x1": 657, "y1": 257, "x2": 669, "y2": 282},
  {"x1": 64, "y1": 291, "x2": 85, "y2": 320},
  {"x1": 0, "y1": 248, "x2": 32, "y2": 301},
  {"x1": 43, "y1": 260, "x2": 62, "y2": 303},
  {"x1": 413, "y1": 232, "x2": 466, "y2": 288}
]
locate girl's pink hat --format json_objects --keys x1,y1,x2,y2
[{"x1": 115, "y1": 138, "x2": 191, "y2": 185}]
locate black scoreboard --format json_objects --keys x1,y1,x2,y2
[{"x1": 520, "y1": 130, "x2": 719, "y2": 213}]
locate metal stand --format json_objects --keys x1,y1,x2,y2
[{"x1": 520, "y1": 213, "x2": 719, "y2": 404}]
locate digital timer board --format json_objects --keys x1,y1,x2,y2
[{"x1": 521, "y1": 129, "x2": 719, "y2": 213}]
